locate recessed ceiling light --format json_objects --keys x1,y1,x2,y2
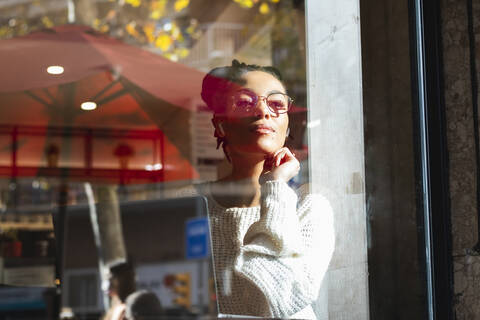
[
  {"x1": 47, "y1": 65, "x2": 64, "y2": 75},
  {"x1": 145, "y1": 163, "x2": 163, "y2": 171},
  {"x1": 81, "y1": 102, "x2": 97, "y2": 111},
  {"x1": 163, "y1": 22, "x2": 172, "y2": 31}
]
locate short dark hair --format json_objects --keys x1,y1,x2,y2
[
  {"x1": 109, "y1": 260, "x2": 136, "y2": 302},
  {"x1": 125, "y1": 290, "x2": 163, "y2": 320}
]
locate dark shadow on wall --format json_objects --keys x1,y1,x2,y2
[{"x1": 360, "y1": 0, "x2": 428, "y2": 318}]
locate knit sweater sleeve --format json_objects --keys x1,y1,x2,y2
[{"x1": 234, "y1": 181, "x2": 335, "y2": 318}]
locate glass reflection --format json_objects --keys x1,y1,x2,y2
[{"x1": 0, "y1": 0, "x2": 309, "y2": 319}]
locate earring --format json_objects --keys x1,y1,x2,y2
[
  {"x1": 286, "y1": 127, "x2": 290, "y2": 138},
  {"x1": 217, "y1": 122, "x2": 226, "y2": 137}
]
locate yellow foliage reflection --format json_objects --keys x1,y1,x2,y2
[
  {"x1": 174, "y1": 0, "x2": 190, "y2": 12},
  {"x1": 125, "y1": 0, "x2": 142, "y2": 7},
  {"x1": 156, "y1": 34, "x2": 173, "y2": 51},
  {"x1": 259, "y1": 3, "x2": 270, "y2": 14}
]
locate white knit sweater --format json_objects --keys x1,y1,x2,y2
[{"x1": 175, "y1": 180, "x2": 335, "y2": 319}]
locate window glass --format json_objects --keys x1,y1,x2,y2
[
  {"x1": 0, "y1": 0, "x2": 430, "y2": 319},
  {"x1": 360, "y1": 0, "x2": 429, "y2": 318},
  {"x1": 0, "y1": 1, "x2": 319, "y2": 319}
]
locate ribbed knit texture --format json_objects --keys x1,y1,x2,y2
[{"x1": 173, "y1": 181, "x2": 335, "y2": 319}]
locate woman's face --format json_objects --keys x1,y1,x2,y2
[{"x1": 220, "y1": 70, "x2": 290, "y2": 158}]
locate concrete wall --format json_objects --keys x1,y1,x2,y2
[
  {"x1": 442, "y1": 0, "x2": 480, "y2": 319},
  {"x1": 305, "y1": 1, "x2": 369, "y2": 319}
]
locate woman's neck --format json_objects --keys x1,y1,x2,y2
[
  {"x1": 228, "y1": 158, "x2": 264, "y2": 182},
  {"x1": 211, "y1": 155, "x2": 265, "y2": 208}
]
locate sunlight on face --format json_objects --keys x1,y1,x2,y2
[{"x1": 222, "y1": 71, "x2": 290, "y2": 158}]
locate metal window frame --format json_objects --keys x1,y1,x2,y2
[{"x1": 409, "y1": 0, "x2": 454, "y2": 318}]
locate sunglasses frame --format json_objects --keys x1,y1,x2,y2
[{"x1": 231, "y1": 90, "x2": 293, "y2": 114}]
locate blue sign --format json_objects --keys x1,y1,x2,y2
[
  {"x1": 185, "y1": 217, "x2": 210, "y2": 259},
  {"x1": 0, "y1": 287, "x2": 46, "y2": 311}
]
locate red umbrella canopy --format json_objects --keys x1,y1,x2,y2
[
  {"x1": 0, "y1": 25, "x2": 207, "y2": 183},
  {"x1": 0, "y1": 24, "x2": 205, "y2": 108}
]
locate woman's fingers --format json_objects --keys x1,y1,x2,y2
[
  {"x1": 273, "y1": 148, "x2": 295, "y2": 167},
  {"x1": 275, "y1": 150, "x2": 284, "y2": 167},
  {"x1": 262, "y1": 147, "x2": 300, "y2": 182}
]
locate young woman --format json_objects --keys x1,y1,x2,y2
[{"x1": 184, "y1": 60, "x2": 334, "y2": 319}]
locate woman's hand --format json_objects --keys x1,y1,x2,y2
[{"x1": 261, "y1": 147, "x2": 300, "y2": 183}]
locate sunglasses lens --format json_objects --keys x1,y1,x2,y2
[
  {"x1": 267, "y1": 93, "x2": 290, "y2": 113},
  {"x1": 233, "y1": 91, "x2": 291, "y2": 114},
  {"x1": 234, "y1": 92, "x2": 256, "y2": 109}
]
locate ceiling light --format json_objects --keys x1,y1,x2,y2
[
  {"x1": 145, "y1": 163, "x2": 163, "y2": 171},
  {"x1": 81, "y1": 102, "x2": 97, "y2": 111},
  {"x1": 163, "y1": 22, "x2": 172, "y2": 31},
  {"x1": 47, "y1": 65, "x2": 64, "y2": 75}
]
